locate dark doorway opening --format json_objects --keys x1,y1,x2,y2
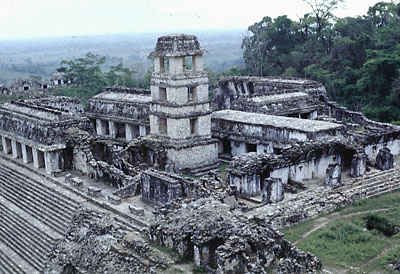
[{"x1": 246, "y1": 143, "x2": 257, "y2": 153}]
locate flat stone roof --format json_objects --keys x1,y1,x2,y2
[
  {"x1": 1, "y1": 102, "x2": 63, "y2": 121},
  {"x1": 251, "y1": 92, "x2": 309, "y2": 103},
  {"x1": 212, "y1": 110, "x2": 342, "y2": 133},
  {"x1": 92, "y1": 91, "x2": 152, "y2": 103}
]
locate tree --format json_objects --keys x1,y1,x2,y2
[
  {"x1": 59, "y1": 52, "x2": 107, "y2": 90},
  {"x1": 302, "y1": 0, "x2": 344, "y2": 43}
]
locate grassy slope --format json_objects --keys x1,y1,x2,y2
[{"x1": 283, "y1": 191, "x2": 400, "y2": 273}]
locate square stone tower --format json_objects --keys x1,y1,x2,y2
[{"x1": 149, "y1": 34, "x2": 219, "y2": 173}]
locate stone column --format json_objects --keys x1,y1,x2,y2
[
  {"x1": 96, "y1": 119, "x2": 104, "y2": 136},
  {"x1": 139, "y1": 125, "x2": 147, "y2": 136},
  {"x1": 33, "y1": 148, "x2": 44, "y2": 169},
  {"x1": 11, "y1": 140, "x2": 18, "y2": 159},
  {"x1": 21, "y1": 144, "x2": 33, "y2": 164},
  {"x1": 126, "y1": 124, "x2": 134, "y2": 141},
  {"x1": 44, "y1": 151, "x2": 61, "y2": 174},
  {"x1": 2, "y1": 136, "x2": 11, "y2": 154},
  {"x1": 109, "y1": 121, "x2": 117, "y2": 138}
]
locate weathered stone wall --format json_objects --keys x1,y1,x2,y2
[
  {"x1": 87, "y1": 88, "x2": 151, "y2": 126},
  {"x1": 149, "y1": 198, "x2": 321, "y2": 273},
  {"x1": 212, "y1": 76, "x2": 327, "y2": 111},
  {"x1": 0, "y1": 99, "x2": 90, "y2": 147},
  {"x1": 228, "y1": 141, "x2": 354, "y2": 196}
]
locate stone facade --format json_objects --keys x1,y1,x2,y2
[
  {"x1": 147, "y1": 34, "x2": 219, "y2": 172},
  {"x1": 87, "y1": 87, "x2": 151, "y2": 141},
  {"x1": 0, "y1": 98, "x2": 89, "y2": 174}
]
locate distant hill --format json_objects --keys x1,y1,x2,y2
[{"x1": 0, "y1": 30, "x2": 245, "y2": 84}]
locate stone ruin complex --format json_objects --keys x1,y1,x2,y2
[{"x1": 0, "y1": 34, "x2": 399, "y2": 273}]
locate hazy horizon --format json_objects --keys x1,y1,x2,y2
[{"x1": 0, "y1": 0, "x2": 388, "y2": 40}]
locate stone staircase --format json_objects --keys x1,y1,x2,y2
[
  {"x1": 0, "y1": 163, "x2": 81, "y2": 273},
  {"x1": 251, "y1": 167, "x2": 400, "y2": 229},
  {"x1": 0, "y1": 248, "x2": 26, "y2": 274},
  {"x1": 340, "y1": 168, "x2": 400, "y2": 198}
]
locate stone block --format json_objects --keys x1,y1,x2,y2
[
  {"x1": 376, "y1": 147, "x2": 394, "y2": 171},
  {"x1": 129, "y1": 205, "x2": 145, "y2": 216},
  {"x1": 107, "y1": 195, "x2": 122, "y2": 205},
  {"x1": 325, "y1": 164, "x2": 342, "y2": 188},
  {"x1": 87, "y1": 186, "x2": 102, "y2": 197}
]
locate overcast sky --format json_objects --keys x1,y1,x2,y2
[{"x1": 0, "y1": 0, "x2": 389, "y2": 40}]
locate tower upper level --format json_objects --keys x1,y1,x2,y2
[{"x1": 150, "y1": 34, "x2": 205, "y2": 76}]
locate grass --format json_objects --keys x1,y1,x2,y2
[{"x1": 283, "y1": 190, "x2": 400, "y2": 272}]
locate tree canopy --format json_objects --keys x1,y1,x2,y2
[{"x1": 242, "y1": 1, "x2": 400, "y2": 122}]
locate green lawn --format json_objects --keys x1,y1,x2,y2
[{"x1": 283, "y1": 191, "x2": 400, "y2": 273}]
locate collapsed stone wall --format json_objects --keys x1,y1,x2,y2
[
  {"x1": 228, "y1": 94, "x2": 321, "y2": 116},
  {"x1": 149, "y1": 198, "x2": 321, "y2": 273},
  {"x1": 227, "y1": 140, "x2": 357, "y2": 196},
  {"x1": 66, "y1": 129, "x2": 139, "y2": 189},
  {"x1": 45, "y1": 208, "x2": 171, "y2": 274},
  {"x1": 212, "y1": 76, "x2": 327, "y2": 111},
  {"x1": 141, "y1": 169, "x2": 224, "y2": 205}
]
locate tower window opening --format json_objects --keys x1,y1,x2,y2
[
  {"x1": 184, "y1": 56, "x2": 193, "y2": 71},
  {"x1": 159, "y1": 118, "x2": 167, "y2": 135},
  {"x1": 188, "y1": 86, "x2": 197, "y2": 102},
  {"x1": 159, "y1": 87, "x2": 167, "y2": 102},
  {"x1": 160, "y1": 57, "x2": 169, "y2": 73},
  {"x1": 190, "y1": 118, "x2": 198, "y2": 135}
]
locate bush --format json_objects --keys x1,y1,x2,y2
[{"x1": 364, "y1": 214, "x2": 398, "y2": 237}]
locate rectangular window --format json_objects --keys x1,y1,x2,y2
[
  {"x1": 159, "y1": 118, "x2": 167, "y2": 135},
  {"x1": 190, "y1": 118, "x2": 198, "y2": 135},
  {"x1": 188, "y1": 86, "x2": 197, "y2": 102},
  {"x1": 160, "y1": 57, "x2": 169, "y2": 73},
  {"x1": 159, "y1": 87, "x2": 167, "y2": 102},
  {"x1": 184, "y1": 56, "x2": 193, "y2": 71}
]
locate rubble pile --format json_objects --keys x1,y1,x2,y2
[
  {"x1": 149, "y1": 198, "x2": 321, "y2": 273},
  {"x1": 45, "y1": 208, "x2": 170, "y2": 274}
]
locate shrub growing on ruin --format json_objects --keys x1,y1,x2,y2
[{"x1": 364, "y1": 214, "x2": 398, "y2": 237}]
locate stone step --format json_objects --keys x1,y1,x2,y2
[
  {"x1": 0, "y1": 203, "x2": 56, "y2": 254},
  {"x1": 0, "y1": 223, "x2": 45, "y2": 271},
  {"x1": 0, "y1": 248, "x2": 26, "y2": 274},
  {"x1": 0, "y1": 177, "x2": 71, "y2": 234},
  {"x1": 187, "y1": 161, "x2": 220, "y2": 177},
  {"x1": 0, "y1": 171, "x2": 77, "y2": 222},
  {"x1": 0, "y1": 164, "x2": 80, "y2": 210},
  {"x1": 0, "y1": 167, "x2": 79, "y2": 215}
]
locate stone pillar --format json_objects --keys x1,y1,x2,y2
[
  {"x1": 21, "y1": 144, "x2": 33, "y2": 164},
  {"x1": 33, "y1": 148, "x2": 45, "y2": 169},
  {"x1": 2, "y1": 136, "x2": 11, "y2": 154},
  {"x1": 325, "y1": 164, "x2": 342, "y2": 188},
  {"x1": 96, "y1": 119, "x2": 105, "y2": 136},
  {"x1": 262, "y1": 178, "x2": 284, "y2": 203},
  {"x1": 11, "y1": 140, "x2": 18, "y2": 159},
  {"x1": 376, "y1": 147, "x2": 394, "y2": 171},
  {"x1": 351, "y1": 153, "x2": 367, "y2": 177},
  {"x1": 44, "y1": 151, "x2": 61, "y2": 174},
  {"x1": 126, "y1": 124, "x2": 134, "y2": 141},
  {"x1": 109, "y1": 121, "x2": 117, "y2": 138},
  {"x1": 139, "y1": 125, "x2": 147, "y2": 136}
]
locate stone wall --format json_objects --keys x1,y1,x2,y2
[
  {"x1": 149, "y1": 198, "x2": 321, "y2": 273},
  {"x1": 228, "y1": 140, "x2": 355, "y2": 196},
  {"x1": 212, "y1": 76, "x2": 327, "y2": 111}
]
